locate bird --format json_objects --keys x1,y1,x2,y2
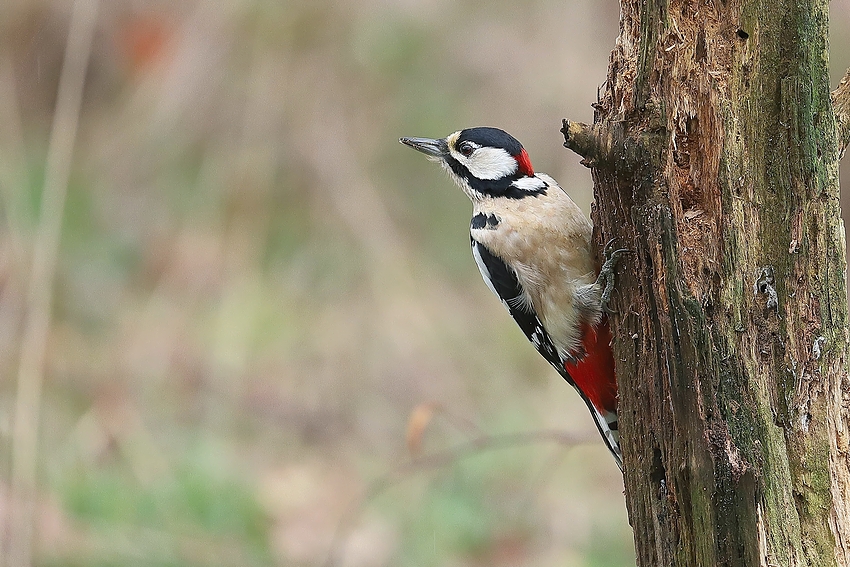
[{"x1": 400, "y1": 127, "x2": 623, "y2": 469}]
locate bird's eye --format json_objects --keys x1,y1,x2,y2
[{"x1": 458, "y1": 142, "x2": 475, "y2": 157}]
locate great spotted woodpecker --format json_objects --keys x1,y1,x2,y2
[{"x1": 400, "y1": 127, "x2": 623, "y2": 469}]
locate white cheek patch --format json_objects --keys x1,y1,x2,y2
[
  {"x1": 448, "y1": 144, "x2": 518, "y2": 181},
  {"x1": 465, "y1": 147, "x2": 518, "y2": 180}
]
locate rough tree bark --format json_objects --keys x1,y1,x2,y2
[{"x1": 563, "y1": 1, "x2": 850, "y2": 566}]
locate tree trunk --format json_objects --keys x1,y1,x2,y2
[{"x1": 562, "y1": 0, "x2": 850, "y2": 565}]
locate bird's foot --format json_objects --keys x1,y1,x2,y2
[{"x1": 595, "y1": 239, "x2": 628, "y2": 314}]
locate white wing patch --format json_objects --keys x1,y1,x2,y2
[
  {"x1": 472, "y1": 241, "x2": 536, "y2": 314},
  {"x1": 510, "y1": 175, "x2": 547, "y2": 192},
  {"x1": 472, "y1": 241, "x2": 506, "y2": 307}
]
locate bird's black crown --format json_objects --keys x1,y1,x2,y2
[{"x1": 457, "y1": 127, "x2": 523, "y2": 155}]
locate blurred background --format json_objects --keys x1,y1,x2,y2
[{"x1": 0, "y1": 1, "x2": 848, "y2": 566}]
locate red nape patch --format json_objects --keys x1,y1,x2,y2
[
  {"x1": 564, "y1": 319, "x2": 618, "y2": 414},
  {"x1": 515, "y1": 148, "x2": 534, "y2": 176}
]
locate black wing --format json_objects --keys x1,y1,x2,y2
[
  {"x1": 471, "y1": 238, "x2": 623, "y2": 469},
  {"x1": 471, "y1": 238, "x2": 564, "y2": 374}
]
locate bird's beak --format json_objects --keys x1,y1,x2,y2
[{"x1": 399, "y1": 136, "x2": 448, "y2": 158}]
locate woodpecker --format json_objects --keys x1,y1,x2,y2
[{"x1": 400, "y1": 127, "x2": 623, "y2": 469}]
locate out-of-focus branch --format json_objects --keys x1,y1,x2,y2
[
  {"x1": 833, "y1": 67, "x2": 850, "y2": 157},
  {"x1": 323, "y1": 429, "x2": 595, "y2": 567},
  {"x1": 6, "y1": 1, "x2": 99, "y2": 566}
]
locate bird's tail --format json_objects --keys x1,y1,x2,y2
[{"x1": 564, "y1": 318, "x2": 622, "y2": 470}]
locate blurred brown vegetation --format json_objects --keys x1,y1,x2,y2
[{"x1": 0, "y1": 1, "x2": 848, "y2": 566}]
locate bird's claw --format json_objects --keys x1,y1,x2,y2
[{"x1": 596, "y1": 239, "x2": 628, "y2": 314}]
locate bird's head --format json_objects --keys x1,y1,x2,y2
[{"x1": 400, "y1": 127, "x2": 545, "y2": 201}]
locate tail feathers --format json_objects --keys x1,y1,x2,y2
[
  {"x1": 564, "y1": 319, "x2": 621, "y2": 470},
  {"x1": 589, "y1": 405, "x2": 622, "y2": 470}
]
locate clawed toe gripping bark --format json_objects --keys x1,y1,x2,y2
[{"x1": 595, "y1": 239, "x2": 628, "y2": 315}]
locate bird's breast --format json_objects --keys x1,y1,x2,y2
[{"x1": 470, "y1": 183, "x2": 596, "y2": 355}]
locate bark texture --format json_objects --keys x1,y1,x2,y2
[{"x1": 563, "y1": 0, "x2": 850, "y2": 565}]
